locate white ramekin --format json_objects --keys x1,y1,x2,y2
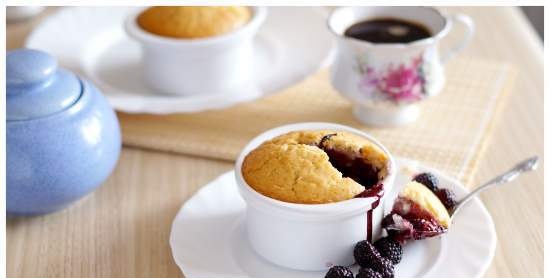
[
  {"x1": 125, "y1": 7, "x2": 267, "y2": 96},
  {"x1": 235, "y1": 122, "x2": 396, "y2": 271}
]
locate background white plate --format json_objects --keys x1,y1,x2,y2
[
  {"x1": 26, "y1": 7, "x2": 334, "y2": 114},
  {"x1": 170, "y1": 158, "x2": 497, "y2": 278}
]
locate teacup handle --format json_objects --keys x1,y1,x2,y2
[{"x1": 441, "y1": 14, "x2": 475, "y2": 64}]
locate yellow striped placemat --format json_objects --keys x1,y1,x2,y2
[{"x1": 118, "y1": 57, "x2": 515, "y2": 186}]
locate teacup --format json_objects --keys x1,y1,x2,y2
[{"x1": 328, "y1": 7, "x2": 475, "y2": 126}]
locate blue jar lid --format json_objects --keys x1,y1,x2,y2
[{"x1": 7, "y1": 48, "x2": 81, "y2": 121}]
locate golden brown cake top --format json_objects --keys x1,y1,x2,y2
[
  {"x1": 242, "y1": 130, "x2": 390, "y2": 204},
  {"x1": 137, "y1": 6, "x2": 252, "y2": 39},
  {"x1": 399, "y1": 181, "x2": 451, "y2": 228}
]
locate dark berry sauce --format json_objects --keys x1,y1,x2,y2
[
  {"x1": 317, "y1": 134, "x2": 380, "y2": 189},
  {"x1": 356, "y1": 183, "x2": 385, "y2": 242},
  {"x1": 386, "y1": 197, "x2": 447, "y2": 241},
  {"x1": 322, "y1": 148, "x2": 380, "y2": 188},
  {"x1": 316, "y1": 133, "x2": 386, "y2": 242}
]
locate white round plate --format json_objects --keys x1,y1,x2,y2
[
  {"x1": 170, "y1": 158, "x2": 497, "y2": 278},
  {"x1": 7, "y1": 6, "x2": 45, "y2": 21},
  {"x1": 25, "y1": 7, "x2": 334, "y2": 114}
]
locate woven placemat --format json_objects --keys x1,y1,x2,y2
[{"x1": 118, "y1": 57, "x2": 515, "y2": 186}]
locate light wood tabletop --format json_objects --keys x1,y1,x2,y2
[{"x1": 7, "y1": 6, "x2": 543, "y2": 278}]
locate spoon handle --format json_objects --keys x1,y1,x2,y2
[{"x1": 451, "y1": 156, "x2": 539, "y2": 218}]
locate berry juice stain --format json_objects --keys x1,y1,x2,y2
[
  {"x1": 316, "y1": 133, "x2": 387, "y2": 242},
  {"x1": 356, "y1": 183, "x2": 385, "y2": 242}
]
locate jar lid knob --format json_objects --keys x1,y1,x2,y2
[
  {"x1": 7, "y1": 49, "x2": 81, "y2": 121},
  {"x1": 7, "y1": 48, "x2": 57, "y2": 89}
]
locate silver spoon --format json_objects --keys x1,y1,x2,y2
[{"x1": 450, "y1": 156, "x2": 539, "y2": 220}]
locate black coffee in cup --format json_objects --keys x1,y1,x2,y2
[{"x1": 344, "y1": 18, "x2": 432, "y2": 43}]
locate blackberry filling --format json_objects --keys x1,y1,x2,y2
[
  {"x1": 389, "y1": 198, "x2": 447, "y2": 241},
  {"x1": 317, "y1": 134, "x2": 381, "y2": 190},
  {"x1": 316, "y1": 133, "x2": 387, "y2": 242},
  {"x1": 383, "y1": 182, "x2": 451, "y2": 242}
]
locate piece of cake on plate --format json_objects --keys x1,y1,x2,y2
[{"x1": 383, "y1": 180, "x2": 452, "y2": 241}]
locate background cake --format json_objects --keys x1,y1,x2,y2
[{"x1": 137, "y1": 6, "x2": 251, "y2": 39}]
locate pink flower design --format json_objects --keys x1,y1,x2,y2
[
  {"x1": 357, "y1": 56, "x2": 426, "y2": 104},
  {"x1": 358, "y1": 67, "x2": 379, "y2": 97}
]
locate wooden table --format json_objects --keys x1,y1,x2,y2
[{"x1": 7, "y1": 6, "x2": 543, "y2": 278}]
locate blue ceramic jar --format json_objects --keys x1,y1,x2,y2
[{"x1": 7, "y1": 49, "x2": 121, "y2": 216}]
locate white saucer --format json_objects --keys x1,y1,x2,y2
[
  {"x1": 170, "y1": 158, "x2": 496, "y2": 278},
  {"x1": 25, "y1": 7, "x2": 334, "y2": 114},
  {"x1": 7, "y1": 6, "x2": 45, "y2": 21}
]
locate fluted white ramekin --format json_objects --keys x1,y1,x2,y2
[
  {"x1": 235, "y1": 122, "x2": 396, "y2": 271},
  {"x1": 125, "y1": 7, "x2": 267, "y2": 96}
]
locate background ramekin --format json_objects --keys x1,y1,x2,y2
[
  {"x1": 125, "y1": 6, "x2": 267, "y2": 96},
  {"x1": 235, "y1": 122, "x2": 396, "y2": 271}
]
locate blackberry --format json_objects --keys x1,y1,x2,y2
[
  {"x1": 354, "y1": 240, "x2": 381, "y2": 267},
  {"x1": 356, "y1": 267, "x2": 382, "y2": 278},
  {"x1": 413, "y1": 172, "x2": 439, "y2": 192},
  {"x1": 325, "y1": 266, "x2": 354, "y2": 278},
  {"x1": 373, "y1": 237, "x2": 402, "y2": 265},
  {"x1": 435, "y1": 188, "x2": 458, "y2": 211},
  {"x1": 372, "y1": 257, "x2": 394, "y2": 278}
]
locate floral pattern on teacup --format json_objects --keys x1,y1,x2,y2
[{"x1": 355, "y1": 55, "x2": 427, "y2": 104}]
